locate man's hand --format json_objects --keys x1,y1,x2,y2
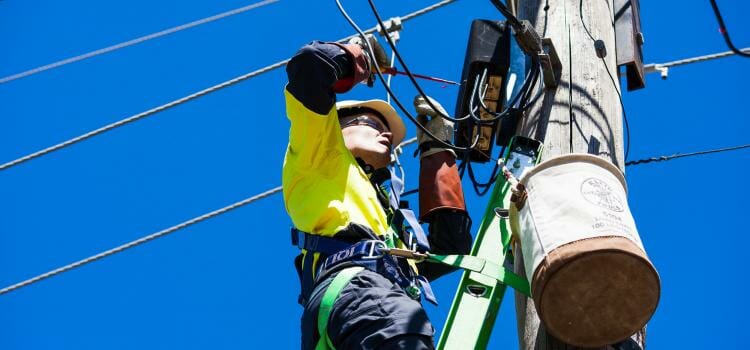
[
  {"x1": 414, "y1": 95, "x2": 456, "y2": 159},
  {"x1": 348, "y1": 35, "x2": 389, "y2": 83}
]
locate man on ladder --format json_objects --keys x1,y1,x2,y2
[{"x1": 283, "y1": 36, "x2": 472, "y2": 349}]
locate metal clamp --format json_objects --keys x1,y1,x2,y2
[
  {"x1": 377, "y1": 17, "x2": 403, "y2": 41},
  {"x1": 644, "y1": 64, "x2": 669, "y2": 79},
  {"x1": 512, "y1": 20, "x2": 562, "y2": 89}
]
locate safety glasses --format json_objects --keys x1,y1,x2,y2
[{"x1": 340, "y1": 116, "x2": 388, "y2": 134}]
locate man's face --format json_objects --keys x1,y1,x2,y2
[{"x1": 339, "y1": 111, "x2": 393, "y2": 170}]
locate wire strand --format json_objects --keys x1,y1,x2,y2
[
  {"x1": 0, "y1": 0, "x2": 455, "y2": 172},
  {"x1": 601, "y1": 57, "x2": 631, "y2": 162},
  {"x1": 0, "y1": 136, "x2": 420, "y2": 296},
  {"x1": 625, "y1": 143, "x2": 750, "y2": 166},
  {"x1": 335, "y1": 0, "x2": 482, "y2": 152},
  {"x1": 0, "y1": 186, "x2": 283, "y2": 296},
  {"x1": 0, "y1": 0, "x2": 281, "y2": 84},
  {"x1": 0, "y1": 61, "x2": 288, "y2": 171},
  {"x1": 644, "y1": 47, "x2": 750, "y2": 72}
]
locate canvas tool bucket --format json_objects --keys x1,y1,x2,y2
[{"x1": 510, "y1": 154, "x2": 660, "y2": 347}]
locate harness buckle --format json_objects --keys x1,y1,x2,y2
[{"x1": 362, "y1": 240, "x2": 388, "y2": 260}]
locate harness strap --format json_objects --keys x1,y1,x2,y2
[
  {"x1": 292, "y1": 228, "x2": 352, "y2": 255},
  {"x1": 391, "y1": 209, "x2": 430, "y2": 252},
  {"x1": 386, "y1": 168, "x2": 430, "y2": 252},
  {"x1": 314, "y1": 240, "x2": 438, "y2": 305},
  {"x1": 315, "y1": 266, "x2": 365, "y2": 350}
]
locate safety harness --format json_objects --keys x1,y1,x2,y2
[
  {"x1": 292, "y1": 165, "x2": 530, "y2": 350},
  {"x1": 292, "y1": 166, "x2": 435, "y2": 302}
]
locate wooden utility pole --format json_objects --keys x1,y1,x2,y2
[{"x1": 512, "y1": 0, "x2": 645, "y2": 348}]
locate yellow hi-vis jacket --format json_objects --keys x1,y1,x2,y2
[
  {"x1": 281, "y1": 89, "x2": 389, "y2": 238},
  {"x1": 283, "y1": 41, "x2": 472, "y2": 292}
]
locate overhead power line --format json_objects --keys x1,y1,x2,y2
[
  {"x1": 0, "y1": 61, "x2": 289, "y2": 171},
  {"x1": 0, "y1": 186, "x2": 283, "y2": 296},
  {"x1": 626, "y1": 143, "x2": 750, "y2": 166},
  {"x1": 0, "y1": 0, "x2": 281, "y2": 84},
  {"x1": 644, "y1": 47, "x2": 750, "y2": 78},
  {"x1": 0, "y1": 136, "x2": 419, "y2": 296},
  {"x1": 0, "y1": 0, "x2": 458, "y2": 172}
]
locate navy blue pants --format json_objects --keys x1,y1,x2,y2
[{"x1": 301, "y1": 268, "x2": 435, "y2": 350}]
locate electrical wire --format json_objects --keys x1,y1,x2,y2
[
  {"x1": 476, "y1": 59, "x2": 541, "y2": 122},
  {"x1": 578, "y1": 0, "x2": 631, "y2": 161},
  {"x1": 369, "y1": 0, "x2": 539, "y2": 126},
  {"x1": 1, "y1": 134, "x2": 423, "y2": 296},
  {"x1": 359, "y1": 0, "x2": 544, "y2": 187},
  {"x1": 0, "y1": 60, "x2": 288, "y2": 171},
  {"x1": 0, "y1": 0, "x2": 281, "y2": 84},
  {"x1": 0, "y1": 0, "x2": 457, "y2": 172},
  {"x1": 334, "y1": 0, "x2": 483, "y2": 153},
  {"x1": 0, "y1": 186, "x2": 283, "y2": 296},
  {"x1": 385, "y1": 50, "x2": 397, "y2": 105},
  {"x1": 625, "y1": 143, "x2": 750, "y2": 166},
  {"x1": 402, "y1": 188, "x2": 419, "y2": 197},
  {"x1": 360, "y1": 0, "x2": 544, "y2": 188},
  {"x1": 709, "y1": 0, "x2": 750, "y2": 58},
  {"x1": 464, "y1": 65, "x2": 535, "y2": 196},
  {"x1": 644, "y1": 47, "x2": 750, "y2": 74},
  {"x1": 383, "y1": 34, "x2": 408, "y2": 187},
  {"x1": 365, "y1": 0, "x2": 465, "y2": 124},
  {"x1": 579, "y1": 0, "x2": 596, "y2": 42},
  {"x1": 602, "y1": 58, "x2": 631, "y2": 162},
  {"x1": 488, "y1": 0, "x2": 523, "y2": 28}
]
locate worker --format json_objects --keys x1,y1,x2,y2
[{"x1": 283, "y1": 36, "x2": 472, "y2": 350}]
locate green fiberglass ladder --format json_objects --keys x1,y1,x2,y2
[{"x1": 437, "y1": 136, "x2": 543, "y2": 350}]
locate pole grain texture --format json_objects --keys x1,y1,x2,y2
[{"x1": 512, "y1": 0, "x2": 644, "y2": 348}]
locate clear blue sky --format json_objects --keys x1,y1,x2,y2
[{"x1": 1, "y1": 0, "x2": 748, "y2": 348}]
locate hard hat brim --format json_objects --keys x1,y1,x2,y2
[{"x1": 336, "y1": 99, "x2": 406, "y2": 146}]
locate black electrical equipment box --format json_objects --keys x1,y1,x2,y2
[{"x1": 454, "y1": 19, "x2": 511, "y2": 163}]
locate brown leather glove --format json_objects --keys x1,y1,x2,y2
[
  {"x1": 415, "y1": 95, "x2": 466, "y2": 221},
  {"x1": 419, "y1": 151, "x2": 466, "y2": 221}
]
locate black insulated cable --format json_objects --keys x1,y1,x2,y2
[
  {"x1": 578, "y1": 0, "x2": 631, "y2": 161},
  {"x1": 365, "y1": 0, "x2": 465, "y2": 123},
  {"x1": 368, "y1": 0, "x2": 542, "y2": 127},
  {"x1": 626, "y1": 143, "x2": 750, "y2": 166},
  {"x1": 334, "y1": 0, "x2": 482, "y2": 152},
  {"x1": 709, "y1": 0, "x2": 750, "y2": 58},
  {"x1": 488, "y1": 0, "x2": 522, "y2": 28}
]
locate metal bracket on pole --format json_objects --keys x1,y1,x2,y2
[
  {"x1": 512, "y1": 20, "x2": 562, "y2": 89},
  {"x1": 540, "y1": 38, "x2": 562, "y2": 88}
]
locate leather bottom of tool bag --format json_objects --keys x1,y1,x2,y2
[{"x1": 531, "y1": 236, "x2": 660, "y2": 347}]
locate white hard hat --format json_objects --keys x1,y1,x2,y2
[{"x1": 336, "y1": 99, "x2": 406, "y2": 146}]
